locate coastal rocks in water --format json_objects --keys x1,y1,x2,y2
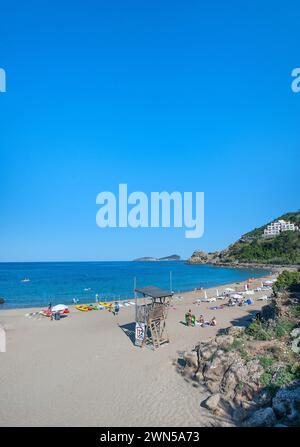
[
  {"x1": 187, "y1": 250, "x2": 220, "y2": 264},
  {"x1": 243, "y1": 407, "x2": 277, "y2": 427},
  {"x1": 0, "y1": 297, "x2": 4, "y2": 304}
]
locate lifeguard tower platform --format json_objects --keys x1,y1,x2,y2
[{"x1": 134, "y1": 286, "x2": 173, "y2": 350}]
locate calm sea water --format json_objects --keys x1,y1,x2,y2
[{"x1": 0, "y1": 261, "x2": 269, "y2": 310}]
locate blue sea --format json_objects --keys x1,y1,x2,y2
[{"x1": 0, "y1": 261, "x2": 269, "y2": 310}]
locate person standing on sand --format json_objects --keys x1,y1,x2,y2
[
  {"x1": 114, "y1": 302, "x2": 120, "y2": 316},
  {"x1": 186, "y1": 309, "x2": 193, "y2": 326}
]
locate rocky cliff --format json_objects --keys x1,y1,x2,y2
[{"x1": 177, "y1": 273, "x2": 300, "y2": 426}]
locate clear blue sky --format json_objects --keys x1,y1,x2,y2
[{"x1": 0, "y1": 0, "x2": 299, "y2": 261}]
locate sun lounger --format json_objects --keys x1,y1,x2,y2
[{"x1": 257, "y1": 295, "x2": 269, "y2": 301}]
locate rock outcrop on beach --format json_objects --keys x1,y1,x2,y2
[
  {"x1": 187, "y1": 210, "x2": 300, "y2": 266},
  {"x1": 177, "y1": 271, "x2": 300, "y2": 426}
]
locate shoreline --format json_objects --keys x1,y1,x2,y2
[
  {"x1": 186, "y1": 260, "x2": 299, "y2": 272},
  {"x1": 0, "y1": 268, "x2": 274, "y2": 313},
  {"x1": 0, "y1": 272, "x2": 280, "y2": 316},
  {"x1": 0, "y1": 272, "x2": 277, "y2": 426}
]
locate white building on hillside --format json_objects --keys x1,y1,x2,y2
[{"x1": 263, "y1": 219, "x2": 299, "y2": 237}]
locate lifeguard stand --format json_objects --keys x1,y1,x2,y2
[{"x1": 135, "y1": 286, "x2": 173, "y2": 350}]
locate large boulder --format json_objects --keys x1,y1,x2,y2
[
  {"x1": 203, "y1": 350, "x2": 237, "y2": 393},
  {"x1": 291, "y1": 337, "x2": 300, "y2": 354},
  {"x1": 227, "y1": 326, "x2": 245, "y2": 337},
  {"x1": 290, "y1": 328, "x2": 300, "y2": 338},
  {"x1": 200, "y1": 344, "x2": 218, "y2": 361},
  {"x1": 272, "y1": 386, "x2": 300, "y2": 422},
  {"x1": 215, "y1": 335, "x2": 234, "y2": 349},
  {"x1": 201, "y1": 393, "x2": 220, "y2": 412},
  {"x1": 221, "y1": 362, "x2": 248, "y2": 398},
  {"x1": 244, "y1": 407, "x2": 277, "y2": 427},
  {"x1": 183, "y1": 351, "x2": 198, "y2": 369}
]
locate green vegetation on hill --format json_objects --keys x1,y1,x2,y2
[
  {"x1": 273, "y1": 270, "x2": 300, "y2": 292},
  {"x1": 243, "y1": 210, "x2": 300, "y2": 238},
  {"x1": 189, "y1": 210, "x2": 300, "y2": 265},
  {"x1": 224, "y1": 230, "x2": 300, "y2": 265}
]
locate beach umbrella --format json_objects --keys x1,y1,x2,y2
[
  {"x1": 216, "y1": 289, "x2": 219, "y2": 297},
  {"x1": 204, "y1": 290, "x2": 208, "y2": 299},
  {"x1": 52, "y1": 304, "x2": 68, "y2": 313}
]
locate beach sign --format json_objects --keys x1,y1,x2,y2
[{"x1": 135, "y1": 322, "x2": 145, "y2": 346}]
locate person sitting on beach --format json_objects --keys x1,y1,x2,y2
[
  {"x1": 209, "y1": 316, "x2": 217, "y2": 327},
  {"x1": 197, "y1": 314, "x2": 205, "y2": 326}
]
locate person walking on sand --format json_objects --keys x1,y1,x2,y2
[{"x1": 48, "y1": 302, "x2": 53, "y2": 320}]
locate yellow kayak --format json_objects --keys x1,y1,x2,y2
[
  {"x1": 99, "y1": 301, "x2": 113, "y2": 308},
  {"x1": 75, "y1": 304, "x2": 91, "y2": 311}
]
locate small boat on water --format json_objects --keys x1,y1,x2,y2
[{"x1": 21, "y1": 278, "x2": 31, "y2": 283}]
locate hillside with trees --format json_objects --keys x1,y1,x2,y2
[{"x1": 188, "y1": 210, "x2": 300, "y2": 266}]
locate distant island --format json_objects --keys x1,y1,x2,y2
[
  {"x1": 133, "y1": 254, "x2": 181, "y2": 262},
  {"x1": 188, "y1": 210, "x2": 300, "y2": 267}
]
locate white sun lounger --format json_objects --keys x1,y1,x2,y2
[{"x1": 257, "y1": 295, "x2": 269, "y2": 301}]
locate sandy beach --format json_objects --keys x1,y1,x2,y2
[{"x1": 0, "y1": 274, "x2": 275, "y2": 427}]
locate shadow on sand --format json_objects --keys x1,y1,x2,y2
[
  {"x1": 217, "y1": 308, "x2": 260, "y2": 335},
  {"x1": 119, "y1": 322, "x2": 136, "y2": 346}
]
